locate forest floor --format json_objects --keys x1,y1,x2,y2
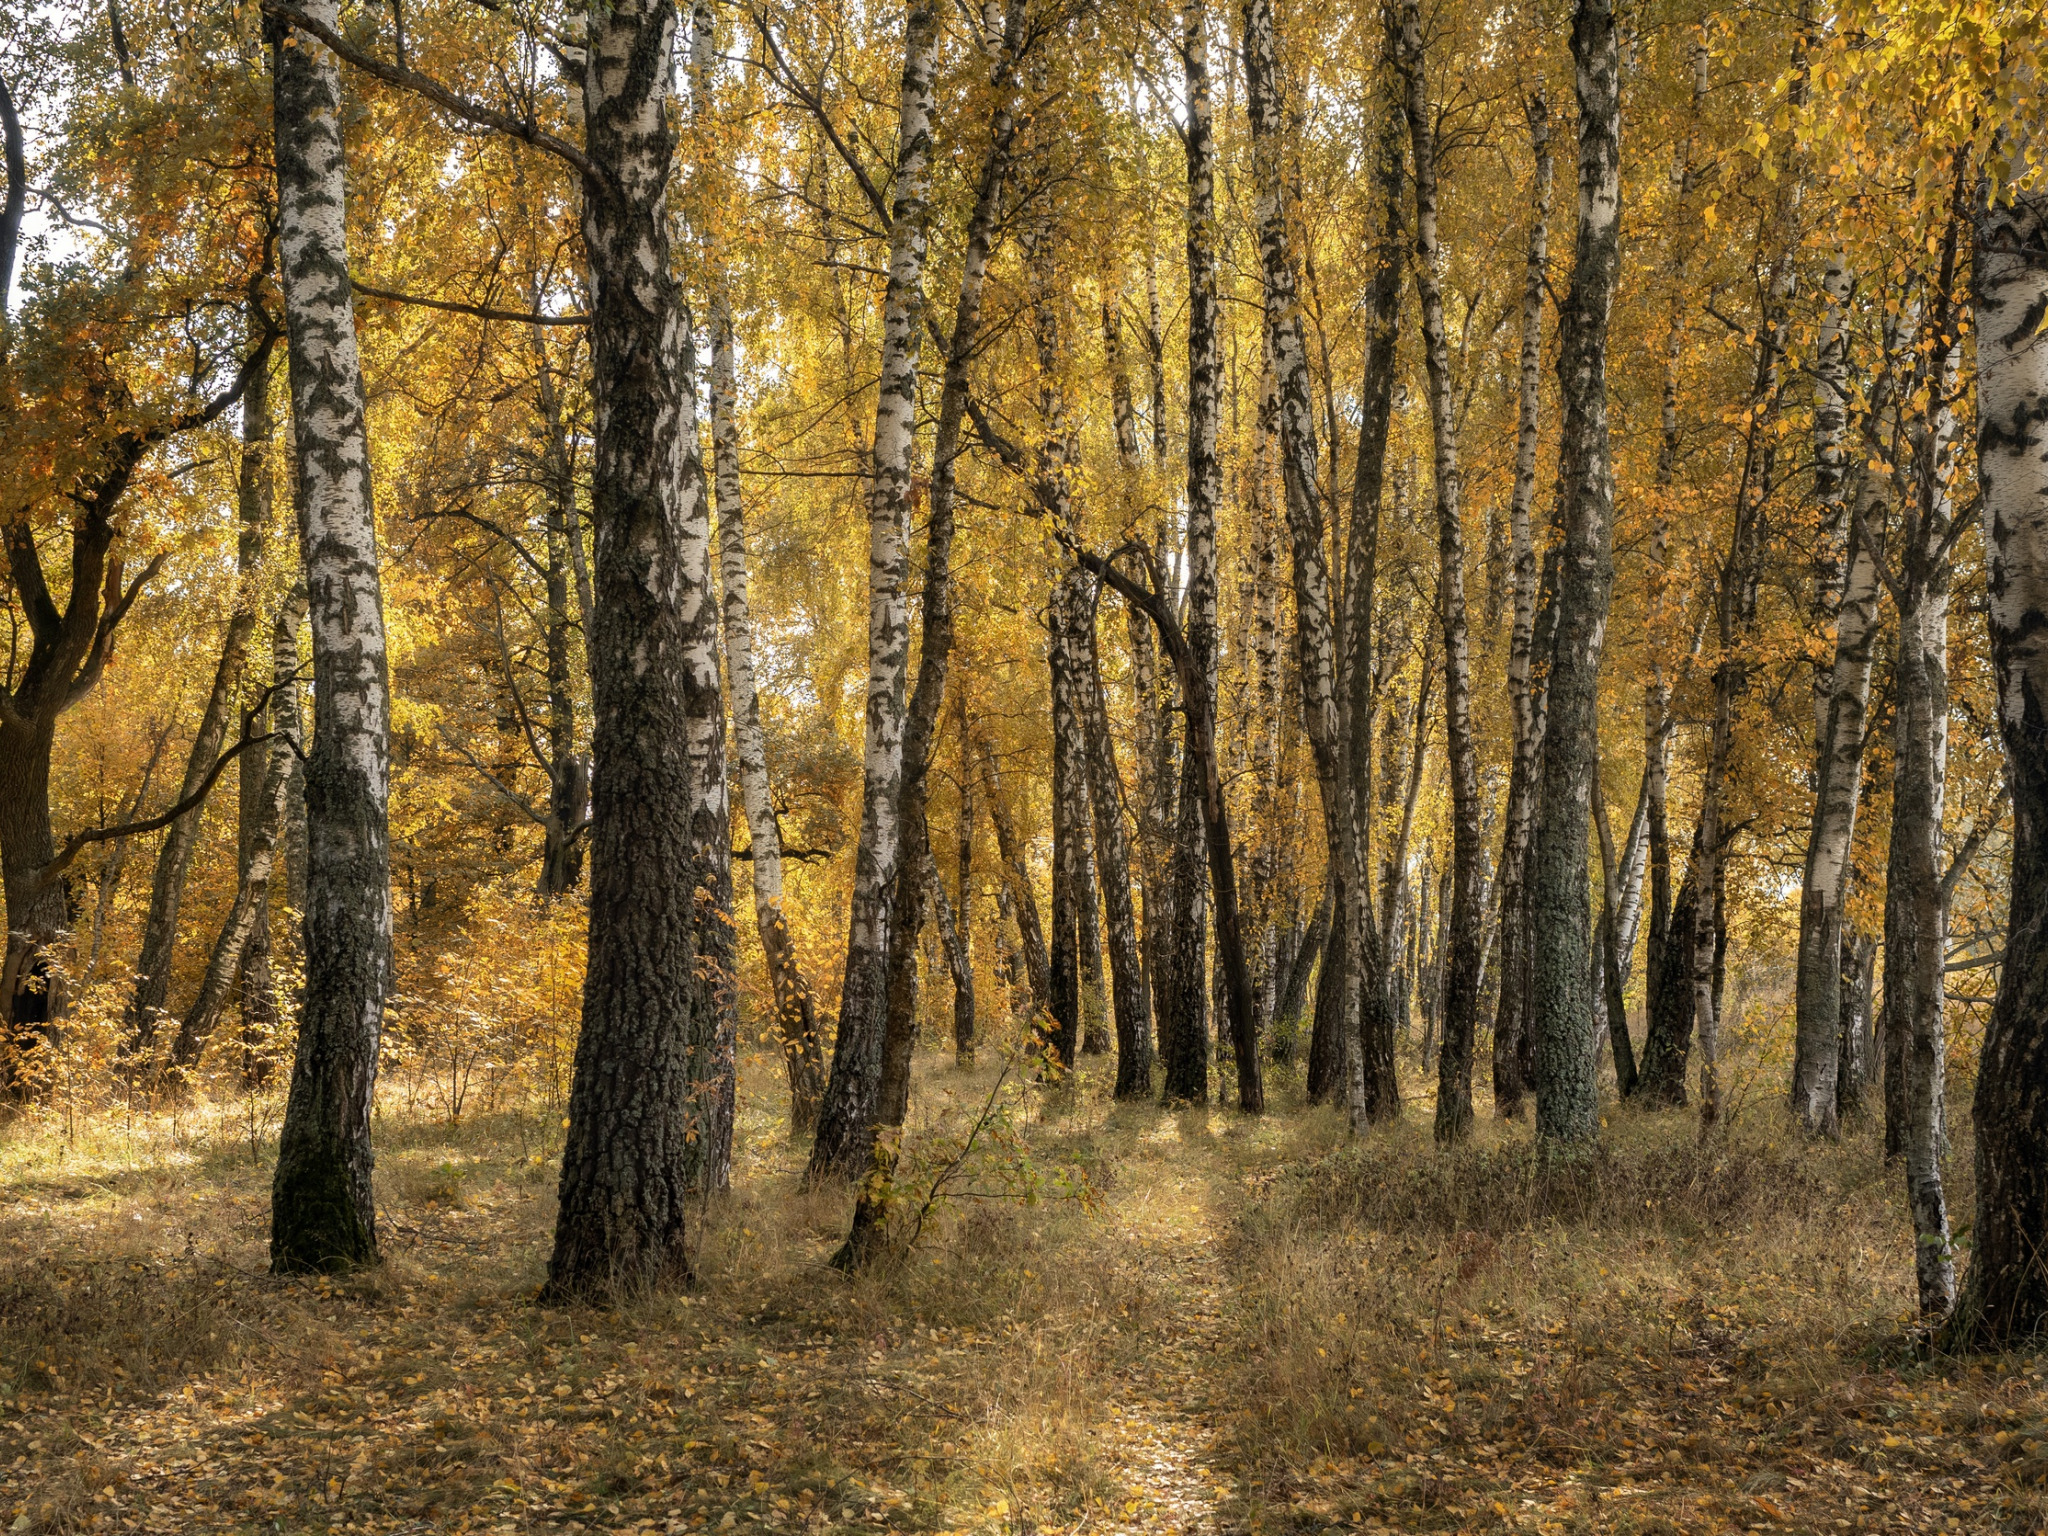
[{"x1": 0, "y1": 1047, "x2": 2041, "y2": 1535}]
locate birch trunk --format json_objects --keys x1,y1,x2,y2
[
  {"x1": 235, "y1": 329, "x2": 281, "y2": 1057},
  {"x1": 839, "y1": 23, "x2": 1023, "y2": 1255},
  {"x1": 1889, "y1": 559, "x2": 1954, "y2": 1318},
  {"x1": 269, "y1": 0, "x2": 391, "y2": 1272},
  {"x1": 1048, "y1": 571, "x2": 1089, "y2": 1071},
  {"x1": 1245, "y1": 0, "x2": 1391, "y2": 1127},
  {"x1": 1695, "y1": 240, "x2": 1792, "y2": 1129},
  {"x1": 1157, "y1": 0, "x2": 1224, "y2": 1106},
  {"x1": 1792, "y1": 464, "x2": 1882, "y2": 1135},
  {"x1": 544, "y1": 0, "x2": 729, "y2": 1296},
  {"x1": 980, "y1": 738, "x2": 1051, "y2": 1021},
  {"x1": 713, "y1": 298, "x2": 825, "y2": 1137},
  {"x1": 1326, "y1": 90, "x2": 1405, "y2": 1118},
  {"x1": 1887, "y1": 278, "x2": 1963, "y2": 1320},
  {"x1": 171, "y1": 683, "x2": 299, "y2": 1070},
  {"x1": 1640, "y1": 38, "x2": 1706, "y2": 1084},
  {"x1": 1958, "y1": 161, "x2": 2048, "y2": 1346},
  {"x1": 953, "y1": 691, "x2": 977, "y2": 1064},
  {"x1": 1491, "y1": 87, "x2": 1551, "y2": 1121},
  {"x1": 1529, "y1": 0, "x2": 1620, "y2": 1147},
  {"x1": 808, "y1": 0, "x2": 939, "y2": 1182},
  {"x1": 1395, "y1": 0, "x2": 1483, "y2": 1142},
  {"x1": 128, "y1": 535, "x2": 265, "y2": 1060},
  {"x1": 1083, "y1": 593, "x2": 1153, "y2": 1099}
]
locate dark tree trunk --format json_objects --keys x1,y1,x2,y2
[
  {"x1": 543, "y1": 0, "x2": 733, "y2": 1296},
  {"x1": 1081, "y1": 552, "x2": 1259, "y2": 1111},
  {"x1": 1529, "y1": 0, "x2": 1621, "y2": 1147},
  {"x1": 979, "y1": 738, "x2": 1050, "y2": 1020},
  {"x1": 269, "y1": 0, "x2": 391, "y2": 1274},
  {"x1": 1639, "y1": 825, "x2": 1700, "y2": 1106},
  {"x1": 953, "y1": 691, "x2": 978, "y2": 1065},
  {"x1": 1492, "y1": 91, "x2": 1553, "y2": 1123},
  {"x1": 1949, "y1": 154, "x2": 2048, "y2": 1347},
  {"x1": 1082, "y1": 593, "x2": 1153, "y2": 1099},
  {"x1": 235, "y1": 350, "x2": 282, "y2": 1071},
  {"x1": 1307, "y1": 865, "x2": 1346, "y2": 1099},
  {"x1": 1393, "y1": 0, "x2": 1482, "y2": 1142},
  {"x1": 129, "y1": 524, "x2": 265, "y2": 1062},
  {"x1": 1281, "y1": 882, "x2": 1328, "y2": 1068}
]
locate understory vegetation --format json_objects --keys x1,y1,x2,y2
[{"x1": 2, "y1": 1022, "x2": 2036, "y2": 1535}]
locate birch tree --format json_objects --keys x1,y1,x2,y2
[
  {"x1": 808, "y1": 0, "x2": 940, "y2": 1182},
  {"x1": 1529, "y1": 0, "x2": 1620, "y2": 1147},
  {"x1": 267, "y1": 0, "x2": 392, "y2": 1272},
  {"x1": 1958, "y1": 130, "x2": 2048, "y2": 1348},
  {"x1": 1393, "y1": 0, "x2": 1483, "y2": 1143}
]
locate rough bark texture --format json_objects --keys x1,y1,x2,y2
[
  {"x1": 1080, "y1": 597, "x2": 1151, "y2": 1099},
  {"x1": 808, "y1": 0, "x2": 938, "y2": 1182},
  {"x1": 544, "y1": 0, "x2": 724, "y2": 1297},
  {"x1": 953, "y1": 691, "x2": 977, "y2": 1064},
  {"x1": 1491, "y1": 88, "x2": 1551, "y2": 1121},
  {"x1": 236, "y1": 352, "x2": 282, "y2": 1067},
  {"x1": 713, "y1": 298, "x2": 825, "y2": 1136},
  {"x1": 269, "y1": 0, "x2": 392, "y2": 1273},
  {"x1": 1153, "y1": 0, "x2": 1226, "y2": 1107},
  {"x1": 1529, "y1": 0, "x2": 1619, "y2": 1147},
  {"x1": 1395, "y1": 0, "x2": 1482, "y2": 1142},
  {"x1": 1886, "y1": 271, "x2": 1963, "y2": 1320},
  {"x1": 1793, "y1": 463, "x2": 1881, "y2": 1136},
  {"x1": 1245, "y1": 0, "x2": 1393, "y2": 1128},
  {"x1": 979, "y1": 739, "x2": 1050, "y2": 1020},
  {"x1": 1958, "y1": 161, "x2": 2048, "y2": 1347}
]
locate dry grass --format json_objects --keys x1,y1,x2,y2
[{"x1": 0, "y1": 1043, "x2": 2038, "y2": 1535}]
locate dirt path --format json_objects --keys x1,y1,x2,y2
[{"x1": 1092, "y1": 1222, "x2": 1230, "y2": 1532}]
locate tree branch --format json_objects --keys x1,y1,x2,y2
[
  {"x1": 33, "y1": 728, "x2": 279, "y2": 892},
  {"x1": 0, "y1": 71, "x2": 25, "y2": 318},
  {"x1": 352, "y1": 278, "x2": 587, "y2": 326},
  {"x1": 63, "y1": 550, "x2": 167, "y2": 711},
  {"x1": 259, "y1": 0, "x2": 604, "y2": 188}
]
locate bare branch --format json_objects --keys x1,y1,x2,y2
[
  {"x1": 352, "y1": 278, "x2": 587, "y2": 326},
  {"x1": 259, "y1": 0, "x2": 604, "y2": 187}
]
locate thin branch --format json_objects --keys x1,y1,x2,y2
[
  {"x1": 438, "y1": 724, "x2": 548, "y2": 829},
  {"x1": 34, "y1": 728, "x2": 280, "y2": 891},
  {"x1": 259, "y1": 0, "x2": 603, "y2": 187},
  {"x1": 352, "y1": 278, "x2": 587, "y2": 326}
]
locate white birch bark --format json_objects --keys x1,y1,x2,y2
[
  {"x1": 268, "y1": 0, "x2": 391, "y2": 1272},
  {"x1": 1395, "y1": 0, "x2": 1483, "y2": 1143},
  {"x1": 712, "y1": 299, "x2": 825, "y2": 1136},
  {"x1": 809, "y1": 0, "x2": 939, "y2": 1181},
  {"x1": 1960, "y1": 148, "x2": 2048, "y2": 1344},
  {"x1": 1491, "y1": 86, "x2": 1551, "y2": 1119}
]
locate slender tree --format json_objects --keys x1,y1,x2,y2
[
  {"x1": 808, "y1": 0, "x2": 940, "y2": 1182},
  {"x1": 1394, "y1": 0, "x2": 1482, "y2": 1142},
  {"x1": 1491, "y1": 87, "x2": 1550, "y2": 1120},
  {"x1": 268, "y1": 0, "x2": 392, "y2": 1272},
  {"x1": 713, "y1": 299, "x2": 826, "y2": 1136}
]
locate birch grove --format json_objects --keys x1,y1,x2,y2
[{"x1": 2, "y1": 0, "x2": 2042, "y2": 1355}]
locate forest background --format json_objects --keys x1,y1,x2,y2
[{"x1": 3, "y1": 0, "x2": 2048, "y2": 1526}]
